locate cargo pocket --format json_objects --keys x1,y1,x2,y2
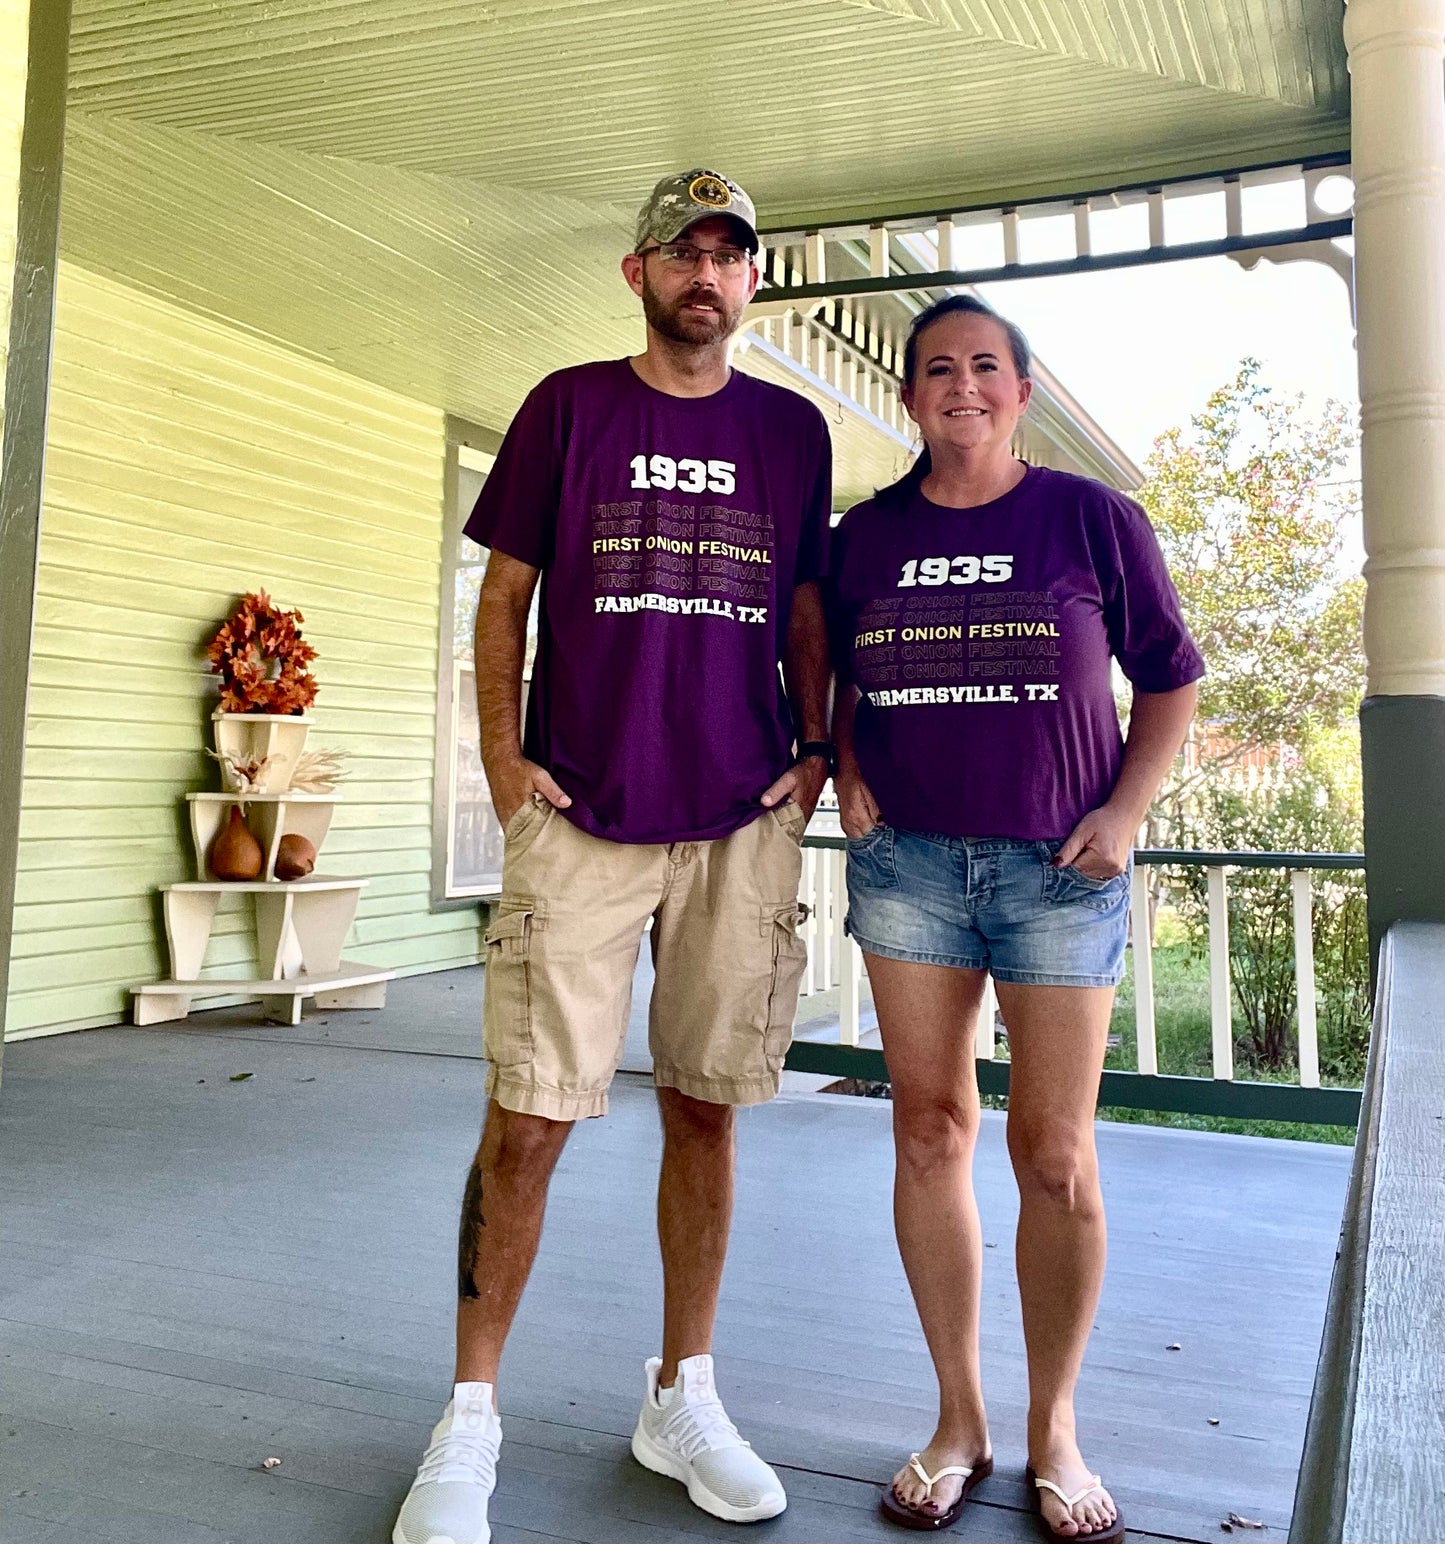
[
  {"x1": 482, "y1": 901, "x2": 540, "y2": 1069},
  {"x1": 771, "y1": 801, "x2": 807, "y2": 843},
  {"x1": 763, "y1": 902, "x2": 809, "y2": 1069}
]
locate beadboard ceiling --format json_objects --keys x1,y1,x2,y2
[{"x1": 58, "y1": 0, "x2": 1351, "y2": 494}]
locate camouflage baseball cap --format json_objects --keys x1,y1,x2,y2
[{"x1": 634, "y1": 168, "x2": 759, "y2": 252}]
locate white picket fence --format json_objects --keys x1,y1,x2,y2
[{"x1": 797, "y1": 839, "x2": 1364, "y2": 1086}]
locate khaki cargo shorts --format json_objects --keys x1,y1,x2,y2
[{"x1": 481, "y1": 796, "x2": 809, "y2": 1120}]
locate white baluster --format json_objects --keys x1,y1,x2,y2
[
  {"x1": 974, "y1": 974, "x2": 997, "y2": 1060},
  {"x1": 800, "y1": 847, "x2": 818, "y2": 996},
  {"x1": 869, "y1": 224, "x2": 888, "y2": 277},
  {"x1": 1130, "y1": 865, "x2": 1158, "y2": 1076},
  {"x1": 1292, "y1": 869, "x2": 1321, "y2": 1089},
  {"x1": 1225, "y1": 177, "x2": 1243, "y2": 239},
  {"x1": 840, "y1": 935, "x2": 861, "y2": 1048},
  {"x1": 829, "y1": 848, "x2": 849, "y2": 993},
  {"x1": 820, "y1": 849, "x2": 835, "y2": 987},
  {"x1": 1207, "y1": 866, "x2": 1234, "y2": 1079}
]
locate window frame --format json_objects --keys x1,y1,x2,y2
[{"x1": 431, "y1": 415, "x2": 504, "y2": 908}]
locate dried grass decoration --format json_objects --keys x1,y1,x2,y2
[
  {"x1": 206, "y1": 590, "x2": 318, "y2": 715},
  {"x1": 289, "y1": 747, "x2": 348, "y2": 794}
]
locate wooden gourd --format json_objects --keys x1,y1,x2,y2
[
  {"x1": 209, "y1": 804, "x2": 263, "y2": 881},
  {"x1": 275, "y1": 833, "x2": 317, "y2": 881}
]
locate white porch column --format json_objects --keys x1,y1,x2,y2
[
  {"x1": 1346, "y1": 0, "x2": 1445, "y2": 956},
  {"x1": 0, "y1": 0, "x2": 68, "y2": 1068},
  {"x1": 1349, "y1": 0, "x2": 1445, "y2": 697}
]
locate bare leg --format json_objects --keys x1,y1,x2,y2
[
  {"x1": 656, "y1": 1086, "x2": 736, "y2": 1386},
  {"x1": 995, "y1": 981, "x2": 1118, "y2": 1539},
  {"x1": 454, "y1": 1099, "x2": 573, "y2": 1389},
  {"x1": 868, "y1": 953, "x2": 992, "y2": 1519}
]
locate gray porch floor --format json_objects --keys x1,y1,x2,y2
[{"x1": 0, "y1": 969, "x2": 1349, "y2": 1544}]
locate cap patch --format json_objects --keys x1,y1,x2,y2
[{"x1": 688, "y1": 174, "x2": 733, "y2": 210}]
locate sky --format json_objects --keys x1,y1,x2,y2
[
  {"x1": 974, "y1": 248, "x2": 1363, "y2": 570},
  {"x1": 977, "y1": 254, "x2": 1358, "y2": 469}
]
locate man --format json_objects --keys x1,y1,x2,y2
[{"x1": 393, "y1": 168, "x2": 834, "y2": 1544}]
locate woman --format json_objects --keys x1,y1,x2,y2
[{"x1": 830, "y1": 295, "x2": 1203, "y2": 1540}]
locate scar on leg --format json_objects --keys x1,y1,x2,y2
[{"x1": 457, "y1": 1161, "x2": 486, "y2": 1300}]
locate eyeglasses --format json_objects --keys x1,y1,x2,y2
[{"x1": 638, "y1": 242, "x2": 753, "y2": 272}]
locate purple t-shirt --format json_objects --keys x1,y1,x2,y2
[
  {"x1": 466, "y1": 359, "x2": 832, "y2": 845},
  {"x1": 829, "y1": 465, "x2": 1204, "y2": 840}
]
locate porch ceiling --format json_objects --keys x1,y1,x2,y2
[
  {"x1": 69, "y1": 0, "x2": 1350, "y2": 225},
  {"x1": 59, "y1": 0, "x2": 1349, "y2": 500},
  {"x1": 59, "y1": 114, "x2": 914, "y2": 507}
]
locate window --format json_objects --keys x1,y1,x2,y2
[{"x1": 434, "y1": 418, "x2": 504, "y2": 901}]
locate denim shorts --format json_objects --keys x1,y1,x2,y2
[{"x1": 845, "y1": 826, "x2": 1131, "y2": 988}]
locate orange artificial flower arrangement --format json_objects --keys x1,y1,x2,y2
[{"x1": 206, "y1": 590, "x2": 318, "y2": 715}]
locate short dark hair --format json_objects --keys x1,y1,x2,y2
[{"x1": 881, "y1": 295, "x2": 1033, "y2": 502}]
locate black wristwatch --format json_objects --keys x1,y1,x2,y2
[{"x1": 795, "y1": 740, "x2": 838, "y2": 777}]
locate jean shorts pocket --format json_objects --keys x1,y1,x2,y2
[
  {"x1": 483, "y1": 901, "x2": 541, "y2": 1067},
  {"x1": 1042, "y1": 860, "x2": 1131, "y2": 916},
  {"x1": 763, "y1": 902, "x2": 808, "y2": 1069},
  {"x1": 846, "y1": 823, "x2": 899, "y2": 890}
]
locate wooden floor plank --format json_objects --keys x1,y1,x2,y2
[{"x1": 0, "y1": 971, "x2": 1349, "y2": 1543}]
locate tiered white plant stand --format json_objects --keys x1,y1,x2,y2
[{"x1": 132, "y1": 780, "x2": 393, "y2": 1027}]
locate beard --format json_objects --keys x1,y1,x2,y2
[{"x1": 641, "y1": 277, "x2": 744, "y2": 346}]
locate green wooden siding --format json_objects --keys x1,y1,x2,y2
[{"x1": 7, "y1": 261, "x2": 481, "y2": 1038}]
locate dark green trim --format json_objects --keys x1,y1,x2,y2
[
  {"x1": 0, "y1": 0, "x2": 72, "y2": 1069},
  {"x1": 785, "y1": 1042, "x2": 1361, "y2": 1125},
  {"x1": 1094, "y1": 1070, "x2": 1359, "y2": 1124},
  {"x1": 1133, "y1": 850, "x2": 1364, "y2": 871},
  {"x1": 1359, "y1": 695, "x2": 1445, "y2": 973}
]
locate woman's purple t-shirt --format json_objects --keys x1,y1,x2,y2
[
  {"x1": 466, "y1": 359, "x2": 832, "y2": 845},
  {"x1": 829, "y1": 465, "x2": 1204, "y2": 841}
]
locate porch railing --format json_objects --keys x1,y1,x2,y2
[
  {"x1": 789, "y1": 837, "x2": 1364, "y2": 1126},
  {"x1": 1289, "y1": 922, "x2": 1445, "y2": 1542}
]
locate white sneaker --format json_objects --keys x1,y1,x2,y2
[
  {"x1": 630, "y1": 1354, "x2": 787, "y2": 1523},
  {"x1": 393, "y1": 1382, "x2": 501, "y2": 1544}
]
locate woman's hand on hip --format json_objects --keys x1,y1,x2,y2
[
  {"x1": 1054, "y1": 804, "x2": 1136, "y2": 879},
  {"x1": 837, "y1": 763, "x2": 882, "y2": 839}
]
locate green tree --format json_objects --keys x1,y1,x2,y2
[
  {"x1": 1133, "y1": 365, "x2": 1368, "y2": 1082},
  {"x1": 1135, "y1": 359, "x2": 1364, "y2": 836}
]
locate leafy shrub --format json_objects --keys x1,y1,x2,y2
[{"x1": 1164, "y1": 758, "x2": 1368, "y2": 1083}]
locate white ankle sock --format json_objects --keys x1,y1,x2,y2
[{"x1": 450, "y1": 1381, "x2": 497, "y2": 1418}]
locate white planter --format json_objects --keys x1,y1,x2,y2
[{"x1": 212, "y1": 711, "x2": 312, "y2": 794}]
